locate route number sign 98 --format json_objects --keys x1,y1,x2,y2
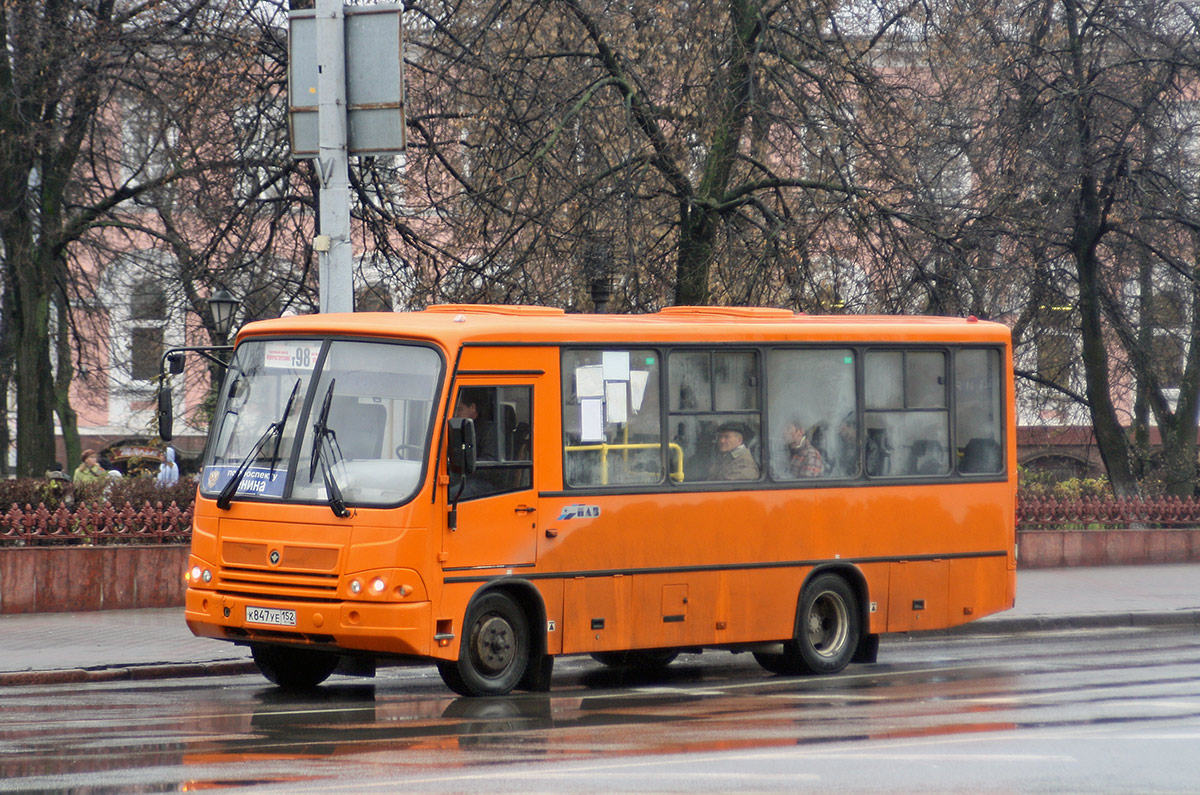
[{"x1": 264, "y1": 341, "x2": 320, "y2": 371}]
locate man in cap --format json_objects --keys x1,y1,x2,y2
[{"x1": 708, "y1": 422, "x2": 759, "y2": 481}]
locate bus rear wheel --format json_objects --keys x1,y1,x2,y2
[
  {"x1": 754, "y1": 573, "x2": 860, "y2": 676},
  {"x1": 796, "y1": 573, "x2": 860, "y2": 674},
  {"x1": 438, "y1": 592, "x2": 530, "y2": 697},
  {"x1": 251, "y1": 644, "x2": 339, "y2": 689}
]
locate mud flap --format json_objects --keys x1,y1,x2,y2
[
  {"x1": 851, "y1": 633, "x2": 880, "y2": 664},
  {"x1": 334, "y1": 655, "x2": 377, "y2": 678},
  {"x1": 517, "y1": 653, "x2": 554, "y2": 691}
]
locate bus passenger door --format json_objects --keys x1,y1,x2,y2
[{"x1": 443, "y1": 383, "x2": 539, "y2": 570}]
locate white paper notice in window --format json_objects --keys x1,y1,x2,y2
[
  {"x1": 629, "y1": 370, "x2": 648, "y2": 412},
  {"x1": 576, "y1": 365, "x2": 605, "y2": 399},
  {"x1": 602, "y1": 350, "x2": 631, "y2": 382},
  {"x1": 605, "y1": 382, "x2": 628, "y2": 424},
  {"x1": 580, "y1": 398, "x2": 605, "y2": 441}
]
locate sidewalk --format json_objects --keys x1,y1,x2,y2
[{"x1": 2, "y1": 564, "x2": 1198, "y2": 687}]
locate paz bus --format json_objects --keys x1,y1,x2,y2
[{"x1": 176, "y1": 305, "x2": 1016, "y2": 696}]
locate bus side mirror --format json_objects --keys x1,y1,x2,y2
[
  {"x1": 447, "y1": 418, "x2": 477, "y2": 475},
  {"x1": 158, "y1": 384, "x2": 174, "y2": 441},
  {"x1": 167, "y1": 351, "x2": 185, "y2": 375}
]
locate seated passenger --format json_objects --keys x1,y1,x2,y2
[
  {"x1": 784, "y1": 418, "x2": 823, "y2": 478},
  {"x1": 709, "y1": 422, "x2": 759, "y2": 481}
]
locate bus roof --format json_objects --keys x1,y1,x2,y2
[{"x1": 234, "y1": 305, "x2": 1012, "y2": 347}]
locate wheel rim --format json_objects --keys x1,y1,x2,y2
[
  {"x1": 470, "y1": 613, "x2": 516, "y2": 676},
  {"x1": 806, "y1": 590, "x2": 849, "y2": 659}
]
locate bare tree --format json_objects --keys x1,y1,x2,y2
[
  {"x1": 951, "y1": 0, "x2": 1200, "y2": 495},
  {"x1": 391, "y1": 1, "x2": 954, "y2": 311},
  {"x1": 0, "y1": 1, "x2": 313, "y2": 475}
]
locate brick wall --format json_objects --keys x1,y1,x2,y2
[
  {"x1": 0, "y1": 546, "x2": 189, "y2": 614},
  {"x1": 1017, "y1": 528, "x2": 1200, "y2": 568}
]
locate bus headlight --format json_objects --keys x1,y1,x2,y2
[
  {"x1": 187, "y1": 562, "x2": 214, "y2": 588},
  {"x1": 342, "y1": 569, "x2": 426, "y2": 601}
]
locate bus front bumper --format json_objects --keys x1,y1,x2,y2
[{"x1": 185, "y1": 588, "x2": 436, "y2": 659}]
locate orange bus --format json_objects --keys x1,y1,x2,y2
[{"x1": 178, "y1": 305, "x2": 1016, "y2": 696}]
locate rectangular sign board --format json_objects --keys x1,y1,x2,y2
[{"x1": 289, "y1": 4, "x2": 406, "y2": 157}]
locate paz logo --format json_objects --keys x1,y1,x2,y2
[{"x1": 556, "y1": 504, "x2": 601, "y2": 521}]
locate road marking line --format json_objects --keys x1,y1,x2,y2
[{"x1": 285, "y1": 751, "x2": 823, "y2": 790}]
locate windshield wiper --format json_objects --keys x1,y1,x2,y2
[
  {"x1": 216, "y1": 378, "x2": 301, "y2": 510},
  {"x1": 310, "y1": 379, "x2": 350, "y2": 518}
]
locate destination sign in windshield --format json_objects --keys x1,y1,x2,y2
[
  {"x1": 202, "y1": 465, "x2": 287, "y2": 498},
  {"x1": 263, "y1": 341, "x2": 321, "y2": 371}
]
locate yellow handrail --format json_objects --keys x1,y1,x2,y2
[{"x1": 564, "y1": 442, "x2": 685, "y2": 484}]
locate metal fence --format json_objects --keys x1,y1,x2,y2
[
  {"x1": 5, "y1": 494, "x2": 1200, "y2": 545},
  {"x1": 1018, "y1": 495, "x2": 1200, "y2": 530},
  {"x1": 0, "y1": 501, "x2": 193, "y2": 545}
]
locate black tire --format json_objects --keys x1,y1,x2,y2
[
  {"x1": 753, "y1": 572, "x2": 860, "y2": 676},
  {"x1": 251, "y1": 644, "x2": 339, "y2": 689},
  {"x1": 438, "y1": 592, "x2": 530, "y2": 697},
  {"x1": 590, "y1": 649, "x2": 679, "y2": 669},
  {"x1": 794, "y1": 573, "x2": 860, "y2": 674}
]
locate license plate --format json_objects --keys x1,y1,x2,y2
[{"x1": 245, "y1": 606, "x2": 296, "y2": 626}]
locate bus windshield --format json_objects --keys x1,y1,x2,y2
[{"x1": 201, "y1": 338, "x2": 442, "y2": 509}]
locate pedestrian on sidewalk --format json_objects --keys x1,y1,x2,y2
[
  {"x1": 156, "y1": 446, "x2": 179, "y2": 487},
  {"x1": 73, "y1": 450, "x2": 106, "y2": 485}
]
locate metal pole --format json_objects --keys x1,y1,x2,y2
[{"x1": 315, "y1": 0, "x2": 353, "y2": 313}]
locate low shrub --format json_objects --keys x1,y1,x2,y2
[
  {"x1": 0, "y1": 475, "x2": 197, "y2": 513},
  {"x1": 1018, "y1": 466, "x2": 1112, "y2": 500}
]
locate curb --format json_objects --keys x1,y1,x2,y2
[
  {"x1": 939, "y1": 609, "x2": 1200, "y2": 636},
  {"x1": 0, "y1": 659, "x2": 257, "y2": 688}
]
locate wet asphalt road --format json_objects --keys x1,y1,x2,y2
[{"x1": 2, "y1": 625, "x2": 1198, "y2": 793}]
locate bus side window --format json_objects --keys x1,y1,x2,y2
[
  {"x1": 766, "y1": 349, "x2": 857, "y2": 481},
  {"x1": 562, "y1": 349, "x2": 664, "y2": 488},
  {"x1": 956, "y1": 348, "x2": 1004, "y2": 474},
  {"x1": 670, "y1": 349, "x2": 761, "y2": 483},
  {"x1": 864, "y1": 349, "x2": 949, "y2": 477},
  {"x1": 452, "y1": 386, "x2": 533, "y2": 499}
]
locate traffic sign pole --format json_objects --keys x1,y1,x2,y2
[{"x1": 315, "y1": 0, "x2": 353, "y2": 314}]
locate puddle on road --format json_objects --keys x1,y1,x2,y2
[{"x1": 179, "y1": 777, "x2": 315, "y2": 791}]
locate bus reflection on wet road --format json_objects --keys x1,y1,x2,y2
[{"x1": 2, "y1": 626, "x2": 1198, "y2": 793}]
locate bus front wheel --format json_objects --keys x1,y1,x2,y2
[
  {"x1": 438, "y1": 592, "x2": 530, "y2": 697},
  {"x1": 754, "y1": 573, "x2": 860, "y2": 676},
  {"x1": 251, "y1": 644, "x2": 339, "y2": 689}
]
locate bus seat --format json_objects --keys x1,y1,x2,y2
[
  {"x1": 865, "y1": 427, "x2": 891, "y2": 476},
  {"x1": 961, "y1": 437, "x2": 1002, "y2": 473},
  {"x1": 512, "y1": 421, "x2": 531, "y2": 461},
  {"x1": 500, "y1": 403, "x2": 517, "y2": 460},
  {"x1": 331, "y1": 397, "x2": 386, "y2": 459},
  {"x1": 907, "y1": 439, "x2": 945, "y2": 475}
]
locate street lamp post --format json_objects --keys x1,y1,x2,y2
[
  {"x1": 157, "y1": 287, "x2": 241, "y2": 442},
  {"x1": 590, "y1": 277, "x2": 612, "y2": 314},
  {"x1": 207, "y1": 287, "x2": 240, "y2": 343},
  {"x1": 583, "y1": 238, "x2": 614, "y2": 314}
]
